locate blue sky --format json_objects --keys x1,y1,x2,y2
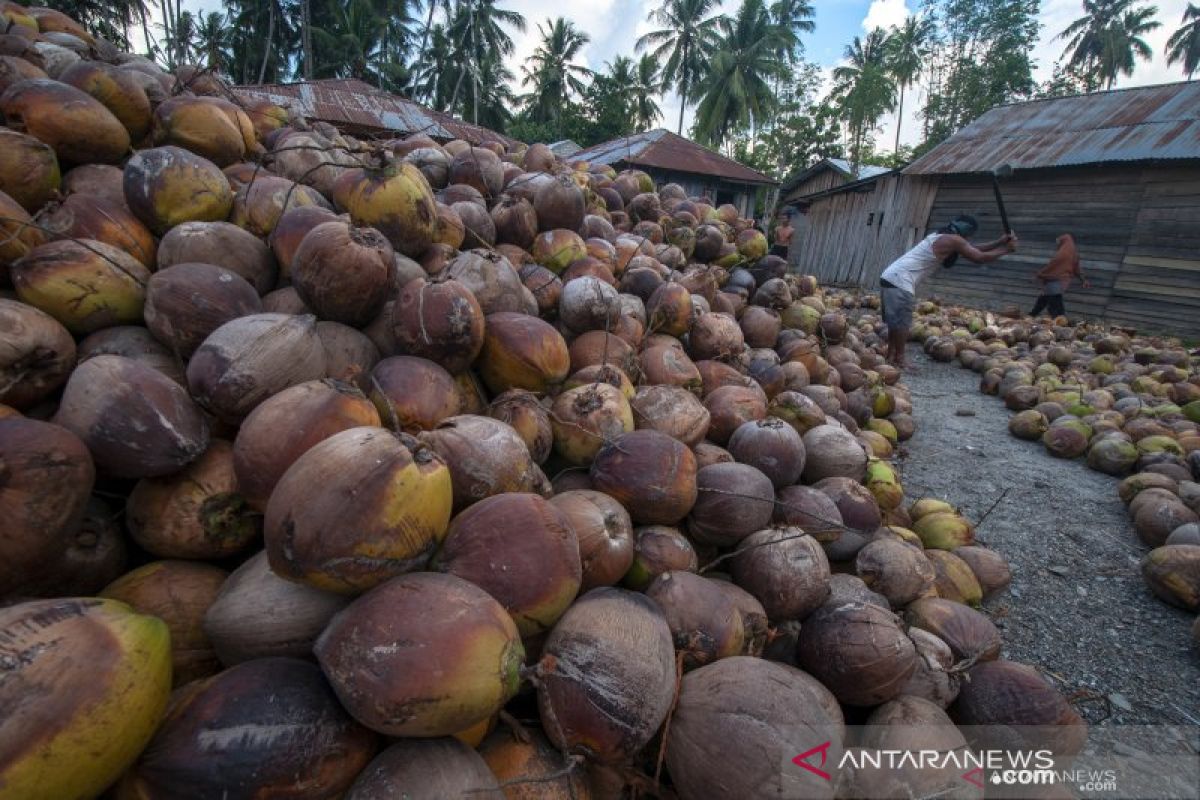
[{"x1": 177, "y1": 0, "x2": 1194, "y2": 148}]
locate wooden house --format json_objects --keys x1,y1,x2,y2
[{"x1": 793, "y1": 81, "x2": 1200, "y2": 335}]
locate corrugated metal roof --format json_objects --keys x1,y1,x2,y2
[
  {"x1": 549, "y1": 139, "x2": 581, "y2": 157},
  {"x1": 781, "y1": 157, "x2": 891, "y2": 193},
  {"x1": 904, "y1": 81, "x2": 1200, "y2": 175},
  {"x1": 233, "y1": 79, "x2": 516, "y2": 147},
  {"x1": 573, "y1": 129, "x2": 778, "y2": 185}
]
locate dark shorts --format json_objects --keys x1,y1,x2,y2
[
  {"x1": 881, "y1": 285, "x2": 915, "y2": 330},
  {"x1": 769, "y1": 244, "x2": 789, "y2": 258}
]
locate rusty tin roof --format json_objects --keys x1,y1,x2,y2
[
  {"x1": 904, "y1": 81, "x2": 1200, "y2": 175},
  {"x1": 234, "y1": 79, "x2": 516, "y2": 147},
  {"x1": 573, "y1": 129, "x2": 778, "y2": 185}
]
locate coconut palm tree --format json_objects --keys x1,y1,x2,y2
[
  {"x1": 632, "y1": 54, "x2": 664, "y2": 130},
  {"x1": 770, "y1": 0, "x2": 815, "y2": 63},
  {"x1": 636, "y1": 0, "x2": 725, "y2": 136},
  {"x1": 1167, "y1": 3, "x2": 1200, "y2": 78},
  {"x1": 831, "y1": 27, "x2": 896, "y2": 170},
  {"x1": 885, "y1": 14, "x2": 934, "y2": 156},
  {"x1": 521, "y1": 17, "x2": 592, "y2": 124},
  {"x1": 311, "y1": 0, "x2": 390, "y2": 86},
  {"x1": 445, "y1": 0, "x2": 526, "y2": 121},
  {"x1": 412, "y1": 23, "x2": 457, "y2": 107},
  {"x1": 692, "y1": 0, "x2": 784, "y2": 150},
  {"x1": 194, "y1": 12, "x2": 233, "y2": 72},
  {"x1": 1058, "y1": 0, "x2": 1162, "y2": 91}
]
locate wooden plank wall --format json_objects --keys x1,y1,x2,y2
[
  {"x1": 792, "y1": 174, "x2": 940, "y2": 286},
  {"x1": 923, "y1": 166, "x2": 1200, "y2": 336}
]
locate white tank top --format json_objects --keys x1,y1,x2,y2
[{"x1": 880, "y1": 234, "x2": 945, "y2": 294}]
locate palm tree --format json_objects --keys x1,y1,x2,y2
[
  {"x1": 831, "y1": 27, "x2": 896, "y2": 170},
  {"x1": 1167, "y1": 3, "x2": 1200, "y2": 78},
  {"x1": 521, "y1": 17, "x2": 592, "y2": 124},
  {"x1": 1058, "y1": 0, "x2": 1162, "y2": 91},
  {"x1": 311, "y1": 0, "x2": 389, "y2": 86},
  {"x1": 410, "y1": 0, "x2": 453, "y2": 91},
  {"x1": 412, "y1": 24, "x2": 457, "y2": 107},
  {"x1": 692, "y1": 0, "x2": 783, "y2": 150},
  {"x1": 632, "y1": 54, "x2": 664, "y2": 130},
  {"x1": 445, "y1": 1, "x2": 526, "y2": 121},
  {"x1": 194, "y1": 12, "x2": 233, "y2": 72},
  {"x1": 769, "y1": 0, "x2": 815, "y2": 64},
  {"x1": 225, "y1": 0, "x2": 296, "y2": 85},
  {"x1": 636, "y1": 0, "x2": 724, "y2": 135},
  {"x1": 885, "y1": 15, "x2": 934, "y2": 156}
]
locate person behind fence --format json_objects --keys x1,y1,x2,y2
[
  {"x1": 1030, "y1": 233, "x2": 1089, "y2": 320},
  {"x1": 878, "y1": 215, "x2": 1017, "y2": 369}
]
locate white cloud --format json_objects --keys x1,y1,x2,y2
[{"x1": 862, "y1": 0, "x2": 912, "y2": 34}]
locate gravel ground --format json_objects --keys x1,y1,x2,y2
[{"x1": 895, "y1": 345, "x2": 1200, "y2": 729}]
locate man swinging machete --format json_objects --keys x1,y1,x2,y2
[{"x1": 878, "y1": 215, "x2": 1018, "y2": 370}]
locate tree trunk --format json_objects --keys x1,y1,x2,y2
[
  {"x1": 412, "y1": 1, "x2": 438, "y2": 92},
  {"x1": 677, "y1": 86, "x2": 686, "y2": 135},
  {"x1": 893, "y1": 83, "x2": 905, "y2": 155},
  {"x1": 258, "y1": 2, "x2": 275, "y2": 84},
  {"x1": 303, "y1": 0, "x2": 314, "y2": 80}
]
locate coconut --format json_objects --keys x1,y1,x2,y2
[
  {"x1": 773, "y1": 484, "x2": 844, "y2": 543},
  {"x1": 59, "y1": 60, "x2": 151, "y2": 143},
  {"x1": 550, "y1": 383, "x2": 634, "y2": 466},
  {"x1": 0, "y1": 418, "x2": 95, "y2": 597},
  {"x1": 479, "y1": 730, "x2": 590, "y2": 800},
  {"x1": 925, "y1": 549, "x2": 984, "y2": 606},
  {"x1": 1, "y1": 77, "x2": 129, "y2": 163},
  {"x1": 40, "y1": 192, "x2": 156, "y2": 269},
  {"x1": 949, "y1": 546, "x2": 1010, "y2": 601},
  {"x1": 624, "y1": 525, "x2": 699, "y2": 590},
  {"x1": 767, "y1": 391, "x2": 826, "y2": 437},
  {"x1": 142, "y1": 263, "x2": 261, "y2": 358},
  {"x1": 0, "y1": 597, "x2": 171, "y2": 800},
  {"x1": 448, "y1": 147, "x2": 503, "y2": 198},
  {"x1": 646, "y1": 571, "x2": 746, "y2": 668},
  {"x1": 388, "y1": 277, "x2": 485, "y2": 374},
  {"x1": 951, "y1": 659, "x2": 1087, "y2": 755},
  {"x1": 731, "y1": 527, "x2": 831, "y2": 621},
  {"x1": 1008, "y1": 409, "x2": 1049, "y2": 440},
  {"x1": 726, "y1": 417, "x2": 805, "y2": 489},
  {"x1": 559, "y1": 275, "x2": 619, "y2": 333},
  {"x1": 11, "y1": 238, "x2": 149, "y2": 335},
  {"x1": 814, "y1": 477, "x2": 881, "y2": 533},
  {"x1": 122, "y1": 657, "x2": 376, "y2": 797},
  {"x1": 445, "y1": 249, "x2": 527, "y2": 314},
  {"x1": 122, "y1": 146, "x2": 233, "y2": 235},
  {"x1": 590, "y1": 429, "x2": 698, "y2": 524},
  {"x1": 232, "y1": 379, "x2": 379, "y2": 511},
  {"x1": 433, "y1": 493, "x2": 580, "y2": 636},
  {"x1": 913, "y1": 512, "x2": 976, "y2": 550},
  {"x1": 152, "y1": 95, "x2": 250, "y2": 166},
  {"x1": 485, "y1": 388, "x2": 551, "y2": 464},
  {"x1": 1134, "y1": 499, "x2": 1198, "y2": 548},
  {"x1": 638, "y1": 345, "x2": 701, "y2": 396},
  {"x1": 76, "y1": 325, "x2": 184, "y2": 384},
  {"x1": 332, "y1": 160, "x2": 436, "y2": 257},
  {"x1": 1140, "y1": 545, "x2": 1200, "y2": 610},
  {"x1": 855, "y1": 538, "x2": 935, "y2": 608},
  {"x1": 536, "y1": 588, "x2": 675, "y2": 764},
  {"x1": 232, "y1": 173, "x2": 332, "y2": 238},
  {"x1": 549, "y1": 490, "x2": 635, "y2": 591},
  {"x1": 345, "y1": 738, "x2": 502, "y2": 800},
  {"x1": 0, "y1": 298, "x2": 75, "y2": 410},
  {"x1": 479, "y1": 312, "x2": 570, "y2": 395},
  {"x1": 262, "y1": 206, "x2": 338, "y2": 281},
  {"x1": 800, "y1": 424, "x2": 867, "y2": 483},
  {"x1": 902, "y1": 628, "x2": 962, "y2": 708},
  {"x1": 534, "y1": 174, "x2": 586, "y2": 232},
  {"x1": 187, "y1": 313, "x2": 326, "y2": 423},
  {"x1": 420, "y1": 415, "x2": 541, "y2": 510},
  {"x1": 906, "y1": 596, "x2": 1001, "y2": 662},
  {"x1": 202, "y1": 551, "x2": 349, "y2": 666},
  {"x1": 0, "y1": 128, "x2": 57, "y2": 213},
  {"x1": 702, "y1": 385, "x2": 767, "y2": 445},
  {"x1": 54, "y1": 355, "x2": 208, "y2": 478},
  {"x1": 290, "y1": 220, "x2": 393, "y2": 326},
  {"x1": 100, "y1": 560, "x2": 227, "y2": 686},
  {"x1": 1167, "y1": 523, "x2": 1200, "y2": 545},
  {"x1": 797, "y1": 600, "x2": 918, "y2": 708},
  {"x1": 665, "y1": 657, "x2": 842, "y2": 800},
  {"x1": 625, "y1": 384, "x2": 707, "y2": 447},
  {"x1": 125, "y1": 439, "x2": 257, "y2": 560},
  {"x1": 684, "y1": 461, "x2": 775, "y2": 546},
  {"x1": 367, "y1": 355, "x2": 461, "y2": 433},
  {"x1": 0, "y1": 189, "x2": 46, "y2": 267},
  {"x1": 316, "y1": 572, "x2": 522, "y2": 738},
  {"x1": 265, "y1": 427, "x2": 452, "y2": 594},
  {"x1": 688, "y1": 313, "x2": 745, "y2": 362}
]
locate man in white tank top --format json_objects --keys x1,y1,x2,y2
[{"x1": 879, "y1": 215, "x2": 1017, "y2": 369}]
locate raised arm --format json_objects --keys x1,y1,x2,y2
[{"x1": 941, "y1": 233, "x2": 1017, "y2": 264}]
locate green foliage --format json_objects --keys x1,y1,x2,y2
[
  {"x1": 1057, "y1": 0, "x2": 1161, "y2": 91},
  {"x1": 520, "y1": 17, "x2": 592, "y2": 124},
  {"x1": 831, "y1": 28, "x2": 895, "y2": 169},
  {"x1": 919, "y1": 0, "x2": 1040, "y2": 148},
  {"x1": 1166, "y1": 2, "x2": 1200, "y2": 79},
  {"x1": 636, "y1": 0, "x2": 724, "y2": 134}
]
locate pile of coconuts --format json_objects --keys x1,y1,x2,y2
[
  {"x1": 902, "y1": 299, "x2": 1200, "y2": 649},
  {"x1": 1, "y1": 6, "x2": 1084, "y2": 798}
]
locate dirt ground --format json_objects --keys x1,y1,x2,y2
[{"x1": 895, "y1": 345, "x2": 1200, "y2": 728}]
